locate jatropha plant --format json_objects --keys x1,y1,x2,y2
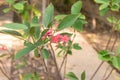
[{"x1": 0, "y1": 0, "x2": 86, "y2": 80}]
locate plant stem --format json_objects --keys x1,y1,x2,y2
[
  {"x1": 63, "y1": 54, "x2": 68, "y2": 79},
  {"x1": 49, "y1": 43, "x2": 62, "y2": 80},
  {"x1": 102, "y1": 65, "x2": 110, "y2": 79},
  {"x1": 58, "y1": 53, "x2": 68, "y2": 72},
  {"x1": 103, "y1": 68, "x2": 114, "y2": 80},
  {"x1": 90, "y1": 61, "x2": 104, "y2": 80}
]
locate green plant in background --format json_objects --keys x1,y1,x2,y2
[
  {"x1": 0, "y1": 0, "x2": 86, "y2": 80},
  {"x1": 94, "y1": 0, "x2": 120, "y2": 16},
  {"x1": 94, "y1": 0, "x2": 120, "y2": 70}
]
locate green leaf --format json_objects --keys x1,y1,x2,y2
[
  {"x1": 54, "y1": 15, "x2": 67, "y2": 21},
  {"x1": 71, "y1": 1, "x2": 82, "y2": 14},
  {"x1": 33, "y1": 73, "x2": 39, "y2": 80},
  {"x1": 13, "y1": 3, "x2": 24, "y2": 11},
  {"x1": 78, "y1": 13, "x2": 86, "y2": 20},
  {"x1": 100, "y1": 7, "x2": 109, "y2": 16},
  {"x1": 81, "y1": 71, "x2": 86, "y2": 80},
  {"x1": 23, "y1": 73, "x2": 33, "y2": 80},
  {"x1": 66, "y1": 72, "x2": 79, "y2": 80},
  {"x1": 57, "y1": 14, "x2": 79, "y2": 30},
  {"x1": 72, "y1": 19, "x2": 83, "y2": 31},
  {"x1": 4, "y1": 23, "x2": 28, "y2": 30},
  {"x1": 98, "y1": 50, "x2": 111, "y2": 61},
  {"x1": 115, "y1": 20, "x2": 120, "y2": 30},
  {"x1": 67, "y1": 50, "x2": 72, "y2": 55},
  {"x1": 34, "y1": 49, "x2": 39, "y2": 57},
  {"x1": 111, "y1": 4, "x2": 119, "y2": 11},
  {"x1": 3, "y1": 8, "x2": 11, "y2": 13},
  {"x1": 94, "y1": 0, "x2": 109, "y2": 4},
  {"x1": 61, "y1": 32, "x2": 73, "y2": 37},
  {"x1": 112, "y1": 0, "x2": 120, "y2": 4},
  {"x1": 0, "y1": 29, "x2": 22, "y2": 37},
  {"x1": 116, "y1": 46, "x2": 120, "y2": 55},
  {"x1": 41, "y1": 49, "x2": 49, "y2": 59},
  {"x1": 107, "y1": 17, "x2": 117, "y2": 24},
  {"x1": 32, "y1": 7, "x2": 41, "y2": 17},
  {"x1": 99, "y1": 3, "x2": 109, "y2": 10},
  {"x1": 31, "y1": 16, "x2": 40, "y2": 27},
  {"x1": 43, "y1": 3, "x2": 54, "y2": 28},
  {"x1": 112, "y1": 57, "x2": 120, "y2": 69},
  {"x1": 6, "y1": 0, "x2": 15, "y2": 5},
  {"x1": 15, "y1": 45, "x2": 35, "y2": 59},
  {"x1": 73, "y1": 43, "x2": 82, "y2": 50}
]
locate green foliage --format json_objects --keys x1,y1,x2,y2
[
  {"x1": 13, "y1": 2, "x2": 24, "y2": 11},
  {"x1": 71, "y1": 1, "x2": 82, "y2": 14},
  {"x1": 6, "y1": 0, "x2": 15, "y2": 5},
  {"x1": 94, "y1": 0, "x2": 120, "y2": 16},
  {"x1": 41, "y1": 49, "x2": 50, "y2": 59},
  {"x1": 14, "y1": 45, "x2": 36, "y2": 60},
  {"x1": 66, "y1": 72, "x2": 79, "y2": 80},
  {"x1": 4, "y1": 23, "x2": 28, "y2": 30},
  {"x1": 73, "y1": 43, "x2": 82, "y2": 50},
  {"x1": 0, "y1": 30, "x2": 22, "y2": 37},
  {"x1": 43, "y1": 3, "x2": 54, "y2": 28},
  {"x1": 112, "y1": 57, "x2": 120, "y2": 69},
  {"x1": 54, "y1": 15, "x2": 67, "y2": 21},
  {"x1": 81, "y1": 71, "x2": 86, "y2": 80},
  {"x1": 57, "y1": 14, "x2": 79, "y2": 30},
  {"x1": 98, "y1": 50, "x2": 111, "y2": 61},
  {"x1": 1, "y1": 1, "x2": 86, "y2": 79},
  {"x1": 3, "y1": 8, "x2": 11, "y2": 13}
]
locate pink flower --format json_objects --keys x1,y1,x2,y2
[
  {"x1": 61, "y1": 35, "x2": 69, "y2": 43},
  {"x1": 46, "y1": 29, "x2": 52, "y2": 36},
  {"x1": 41, "y1": 35, "x2": 47, "y2": 40},
  {"x1": 51, "y1": 34, "x2": 62, "y2": 43},
  {"x1": 0, "y1": 45, "x2": 7, "y2": 51}
]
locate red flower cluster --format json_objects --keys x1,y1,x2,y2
[
  {"x1": 51, "y1": 34, "x2": 70, "y2": 43},
  {"x1": 41, "y1": 29, "x2": 70, "y2": 43}
]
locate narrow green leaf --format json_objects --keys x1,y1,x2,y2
[
  {"x1": 43, "y1": 3, "x2": 54, "y2": 28},
  {"x1": 15, "y1": 45, "x2": 35, "y2": 59},
  {"x1": 66, "y1": 72, "x2": 79, "y2": 80},
  {"x1": 57, "y1": 14, "x2": 79, "y2": 30},
  {"x1": 71, "y1": 1, "x2": 82, "y2": 14},
  {"x1": 13, "y1": 3, "x2": 24, "y2": 10},
  {"x1": 81, "y1": 71, "x2": 86, "y2": 80},
  {"x1": 0, "y1": 29, "x2": 22, "y2": 37},
  {"x1": 41, "y1": 49, "x2": 49, "y2": 59},
  {"x1": 4, "y1": 23, "x2": 28, "y2": 30},
  {"x1": 73, "y1": 43, "x2": 82, "y2": 50}
]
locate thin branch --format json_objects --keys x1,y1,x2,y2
[
  {"x1": 90, "y1": 61, "x2": 104, "y2": 80},
  {"x1": 103, "y1": 68, "x2": 114, "y2": 80}
]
